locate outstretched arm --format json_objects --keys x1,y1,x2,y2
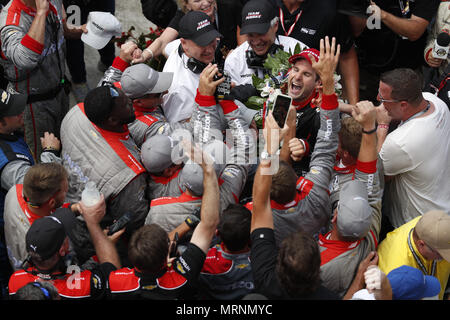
[{"x1": 187, "y1": 143, "x2": 220, "y2": 254}]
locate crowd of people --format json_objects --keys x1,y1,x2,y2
[{"x1": 0, "y1": 0, "x2": 448, "y2": 302}]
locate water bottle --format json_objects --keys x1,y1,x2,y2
[{"x1": 81, "y1": 181, "x2": 101, "y2": 207}]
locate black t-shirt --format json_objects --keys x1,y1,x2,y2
[
  {"x1": 356, "y1": 0, "x2": 440, "y2": 74},
  {"x1": 168, "y1": 0, "x2": 243, "y2": 54},
  {"x1": 250, "y1": 228, "x2": 339, "y2": 300},
  {"x1": 268, "y1": 0, "x2": 354, "y2": 52}
]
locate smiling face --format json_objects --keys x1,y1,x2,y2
[
  {"x1": 247, "y1": 22, "x2": 278, "y2": 56},
  {"x1": 181, "y1": 38, "x2": 217, "y2": 64},
  {"x1": 186, "y1": 0, "x2": 217, "y2": 19},
  {"x1": 287, "y1": 59, "x2": 319, "y2": 102}
]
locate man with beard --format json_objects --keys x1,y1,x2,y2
[{"x1": 59, "y1": 85, "x2": 149, "y2": 266}]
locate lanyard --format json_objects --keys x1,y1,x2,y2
[
  {"x1": 279, "y1": 8, "x2": 302, "y2": 37},
  {"x1": 407, "y1": 228, "x2": 437, "y2": 276},
  {"x1": 400, "y1": 101, "x2": 430, "y2": 126}
]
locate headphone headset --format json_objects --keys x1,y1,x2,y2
[
  {"x1": 245, "y1": 43, "x2": 284, "y2": 69},
  {"x1": 178, "y1": 44, "x2": 211, "y2": 74}
]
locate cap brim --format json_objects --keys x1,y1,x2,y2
[
  {"x1": 51, "y1": 208, "x2": 77, "y2": 240},
  {"x1": 423, "y1": 275, "x2": 442, "y2": 298},
  {"x1": 82, "y1": 32, "x2": 111, "y2": 50},
  {"x1": 437, "y1": 248, "x2": 450, "y2": 262},
  {"x1": 192, "y1": 29, "x2": 222, "y2": 47},
  {"x1": 6, "y1": 93, "x2": 27, "y2": 116},
  {"x1": 240, "y1": 23, "x2": 270, "y2": 35},
  {"x1": 148, "y1": 72, "x2": 174, "y2": 94}
]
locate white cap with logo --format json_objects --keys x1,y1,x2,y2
[{"x1": 82, "y1": 11, "x2": 122, "y2": 50}]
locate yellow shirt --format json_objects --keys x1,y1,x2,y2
[{"x1": 377, "y1": 217, "x2": 450, "y2": 300}]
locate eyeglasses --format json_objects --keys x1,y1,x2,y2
[{"x1": 377, "y1": 89, "x2": 400, "y2": 103}]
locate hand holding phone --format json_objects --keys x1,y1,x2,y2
[{"x1": 272, "y1": 93, "x2": 292, "y2": 128}]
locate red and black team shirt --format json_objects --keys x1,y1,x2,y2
[{"x1": 108, "y1": 243, "x2": 206, "y2": 300}]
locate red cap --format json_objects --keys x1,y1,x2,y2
[{"x1": 288, "y1": 48, "x2": 320, "y2": 65}]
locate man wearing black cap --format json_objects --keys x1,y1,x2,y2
[
  {"x1": 60, "y1": 85, "x2": 149, "y2": 265},
  {"x1": 161, "y1": 11, "x2": 223, "y2": 123},
  {"x1": 8, "y1": 200, "x2": 122, "y2": 299},
  {"x1": 0, "y1": 89, "x2": 60, "y2": 298},
  {"x1": 224, "y1": 0, "x2": 307, "y2": 86}
]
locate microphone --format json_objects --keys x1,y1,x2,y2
[{"x1": 432, "y1": 32, "x2": 450, "y2": 60}]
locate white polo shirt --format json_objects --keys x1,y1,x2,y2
[
  {"x1": 224, "y1": 35, "x2": 307, "y2": 86},
  {"x1": 161, "y1": 39, "x2": 199, "y2": 123}
]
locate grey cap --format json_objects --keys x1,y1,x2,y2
[
  {"x1": 337, "y1": 180, "x2": 372, "y2": 239},
  {"x1": 0, "y1": 89, "x2": 27, "y2": 118},
  {"x1": 120, "y1": 63, "x2": 173, "y2": 99},
  {"x1": 141, "y1": 135, "x2": 180, "y2": 173},
  {"x1": 178, "y1": 162, "x2": 204, "y2": 196}
]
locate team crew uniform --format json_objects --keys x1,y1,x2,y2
[
  {"x1": 60, "y1": 103, "x2": 149, "y2": 264},
  {"x1": 198, "y1": 243, "x2": 254, "y2": 300},
  {"x1": 8, "y1": 262, "x2": 115, "y2": 299},
  {"x1": 108, "y1": 242, "x2": 205, "y2": 300},
  {"x1": 250, "y1": 93, "x2": 341, "y2": 300},
  {"x1": 99, "y1": 56, "x2": 191, "y2": 148},
  {"x1": 0, "y1": 0, "x2": 69, "y2": 158},
  {"x1": 319, "y1": 159, "x2": 382, "y2": 298}
]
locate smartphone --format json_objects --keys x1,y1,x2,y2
[{"x1": 271, "y1": 93, "x2": 292, "y2": 127}]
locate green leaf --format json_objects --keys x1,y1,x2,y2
[
  {"x1": 294, "y1": 43, "x2": 302, "y2": 55},
  {"x1": 245, "y1": 96, "x2": 266, "y2": 110}
]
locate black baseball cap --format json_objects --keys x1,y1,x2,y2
[
  {"x1": 25, "y1": 208, "x2": 76, "y2": 260},
  {"x1": 0, "y1": 89, "x2": 27, "y2": 118},
  {"x1": 178, "y1": 11, "x2": 222, "y2": 46},
  {"x1": 240, "y1": 0, "x2": 277, "y2": 35}
]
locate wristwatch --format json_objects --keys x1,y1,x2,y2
[{"x1": 260, "y1": 150, "x2": 271, "y2": 161}]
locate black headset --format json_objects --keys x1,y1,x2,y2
[
  {"x1": 178, "y1": 44, "x2": 212, "y2": 74},
  {"x1": 245, "y1": 42, "x2": 284, "y2": 69}
]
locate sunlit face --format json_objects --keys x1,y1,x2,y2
[
  {"x1": 377, "y1": 81, "x2": 403, "y2": 121},
  {"x1": 187, "y1": 0, "x2": 217, "y2": 19},
  {"x1": 247, "y1": 23, "x2": 278, "y2": 56},
  {"x1": 288, "y1": 59, "x2": 319, "y2": 102},
  {"x1": 181, "y1": 38, "x2": 218, "y2": 64}
]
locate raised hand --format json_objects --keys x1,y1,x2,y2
[{"x1": 310, "y1": 36, "x2": 340, "y2": 95}]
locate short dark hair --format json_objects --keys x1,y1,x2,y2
[
  {"x1": 23, "y1": 163, "x2": 67, "y2": 205},
  {"x1": 339, "y1": 117, "x2": 362, "y2": 159},
  {"x1": 276, "y1": 231, "x2": 321, "y2": 297},
  {"x1": 218, "y1": 204, "x2": 251, "y2": 252},
  {"x1": 84, "y1": 86, "x2": 116, "y2": 125},
  {"x1": 271, "y1": 160, "x2": 297, "y2": 204},
  {"x1": 128, "y1": 224, "x2": 169, "y2": 274},
  {"x1": 380, "y1": 68, "x2": 423, "y2": 106},
  {"x1": 14, "y1": 281, "x2": 60, "y2": 300}
]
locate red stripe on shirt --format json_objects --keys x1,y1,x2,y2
[{"x1": 78, "y1": 103, "x2": 145, "y2": 176}]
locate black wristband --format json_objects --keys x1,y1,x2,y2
[
  {"x1": 42, "y1": 147, "x2": 61, "y2": 157},
  {"x1": 185, "y1": 215, "x2": 200, "y2": 229},
  {"x1": 362, "y1": 126, "x2": 377, "y2": 134}
]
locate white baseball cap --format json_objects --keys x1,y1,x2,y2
[{"x1": 82, "y1": 11, "x2": 122, "y2": 50}]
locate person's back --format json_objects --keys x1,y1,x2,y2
[
  {"x1": 60, "y1": 86, "x2": 149, "y2": 264},
  {"x1": 377, "y1": 211, "x2": 450, "y2": 300},
  {"x1": 198, "y1": 204, "x2": 254, "y2": 300}
]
